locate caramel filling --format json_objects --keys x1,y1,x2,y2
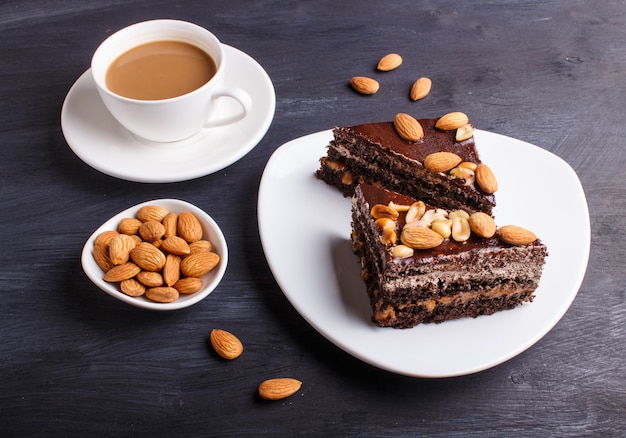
[{"x1": 374, "y1": 287, "x2": 530, "y2": 321}]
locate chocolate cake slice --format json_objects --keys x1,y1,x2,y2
[
  {"x1": 317, "y1": 114, "x2": 497, "y2": 214},
  {"x1": 351, "y1": 183, "x2": 548, "y2": 329}
]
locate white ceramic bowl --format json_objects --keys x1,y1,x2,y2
[{"x1": 81, "y1": 199, "x2": 228, "y2": 310}]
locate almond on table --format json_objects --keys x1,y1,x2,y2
[
  {"x1": 350, "y1": 76, "x2": 379, "y2": 95},
  {"x1": 210, "y1": 329, "x2": 244, "y2": 360},
  {"x1": 410, "y1": 77, "x2": 432, "y2": 101},
  {"x1": 258, "y1": 378, "x2": 302, "y2": 401},
  {"x1": 377, "y1": 53, "x2": 402, "y2": 71}
]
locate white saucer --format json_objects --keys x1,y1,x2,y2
[{"x1": 61, "y1": 45, "x2": 275, "y2": 183}]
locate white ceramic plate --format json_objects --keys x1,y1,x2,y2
[
  {"x1": 61, "y1": 45, "x2": 275, "y2": 183},
  {"x1": 258, "y1": 129, "x2": 590, "y2": 377},
  {"x1": 82, "y1": 199, "x2": 228, "y2": 310}
]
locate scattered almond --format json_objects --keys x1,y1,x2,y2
[
  {"x1": 139, "y1": 220, "x2": 165, "y2": 242},
  {"x1": 130, "y1": 242, "x2": 166, "y2": 272},
  {"x1": 161, "y1": 236, "x2": 191, "y2": 256},
  {"x1": 435, "y1": 112, "x2": 469, "y2": 130},
  {"x1": 118, "y1": 217, "x2": 143, "y2": 235},
  {"x1": 93, "y1": 244, "x2": 115, "y2": 272},
  {"x1": 377, "y1": 53, "x2": 402, "y2": 71},
  {"x1": 258, "y1": 378, "x2": 302, "y2": 401},
  {"x1": 103, "y1": 262, "x2": 141, "y2": 283},
  {"x1": 177, "y1": 211, "x2": 203, "y2": 243},
  {"x1": 145, "y1": 286, "x2": 179, "y2": 303},
  {"x1": 94, "y1": 230, "x2": 119, "y2": 248},
  {"x1": 136, "y1": 271, "x2": 163, "y2": 287},
  {"x1": 468, "y1": 212, "x2": 496, "y2": 238},
  {"x1": 497, "y1": 225, "x2": 537, "y2": 246},
  {"x1": 136, "y1": 205, "x2": 169, "y2": 223},
  {"x1": 423, "y1": 152, "x2": 462, "y2": 173},
  {"x1": 410, "y1": 77, "x2": 432, "y2": 101},
  {"x1": 162, "y1": 212, "x2": 178, "y2": 239},
  {"x1": 210, "y1": 329, "x2": 244, "y2": 360},
  {"x1": 120, "y1": 278, "x2": 145, "y2": 297},
  {"x1": 400, "y1": 224, "x2": 444, "y2": 249},
  {"x1": 162, "y1": 254, "x2": 181, "y2": 287},
  {"x1": 173, "y1": 277, "x2": 203, "y2": 294},
  {"x1": 350, "y1": 76, "x2": 379, "y2": 95},
  {"x1": 189, "y1": 240, "x2": 213, "y2": 254},
  {"x1": 180, "y1": 252, "x2": 220, "y2": 277},
  {"x1": 475, "y1": 164, "x2": 498, "y2": 194},
  {"x1": 394, "y1": 113, "x2": 424, "y2": 142},
  {"x1": 108, "y1": 234, "x2": 136, "y2": 265}
]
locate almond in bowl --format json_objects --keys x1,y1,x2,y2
[{"x1": 81, "y1": 199, "x2": 228, "y2": 310}]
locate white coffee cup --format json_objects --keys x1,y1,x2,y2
[{"x1": 91, "y1": 19, "x2": 252, "y2": 143}]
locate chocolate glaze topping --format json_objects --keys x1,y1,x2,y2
[
  {"x1": 348, "y1": 118, "x2": 482, "y2": 164},
  {"x1": 358, "y1": 183, "x2": 542, "y2": 261}
]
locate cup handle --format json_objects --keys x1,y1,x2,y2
[{"x1": 203, "y1": 87, "x2": 253, "y2": 128}]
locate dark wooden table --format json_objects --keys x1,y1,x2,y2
[{"x1": 1, "y1": 1, "x2": 624, "y2": 436}]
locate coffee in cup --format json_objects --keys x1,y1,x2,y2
[
  {"x1": 91, "y1": 20, "x2": 252, "y2": 143},
  {"x1": 106, "y1": 40, "x2": 218, "y2": 101}
]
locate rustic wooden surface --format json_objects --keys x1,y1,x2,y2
[{"x1": 1, "y1": 1, "x2": 624, "y2": 436}]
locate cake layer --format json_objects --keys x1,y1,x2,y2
[
  {"x1": 352, "y1": 207, "x2": 546, "y2": 303},
  {"x1": 351, "y1": 183, "x2": 548, "y2": 328},
  {"x1": 318, "y1": 118, "x2": 496, "y2": 214}
]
